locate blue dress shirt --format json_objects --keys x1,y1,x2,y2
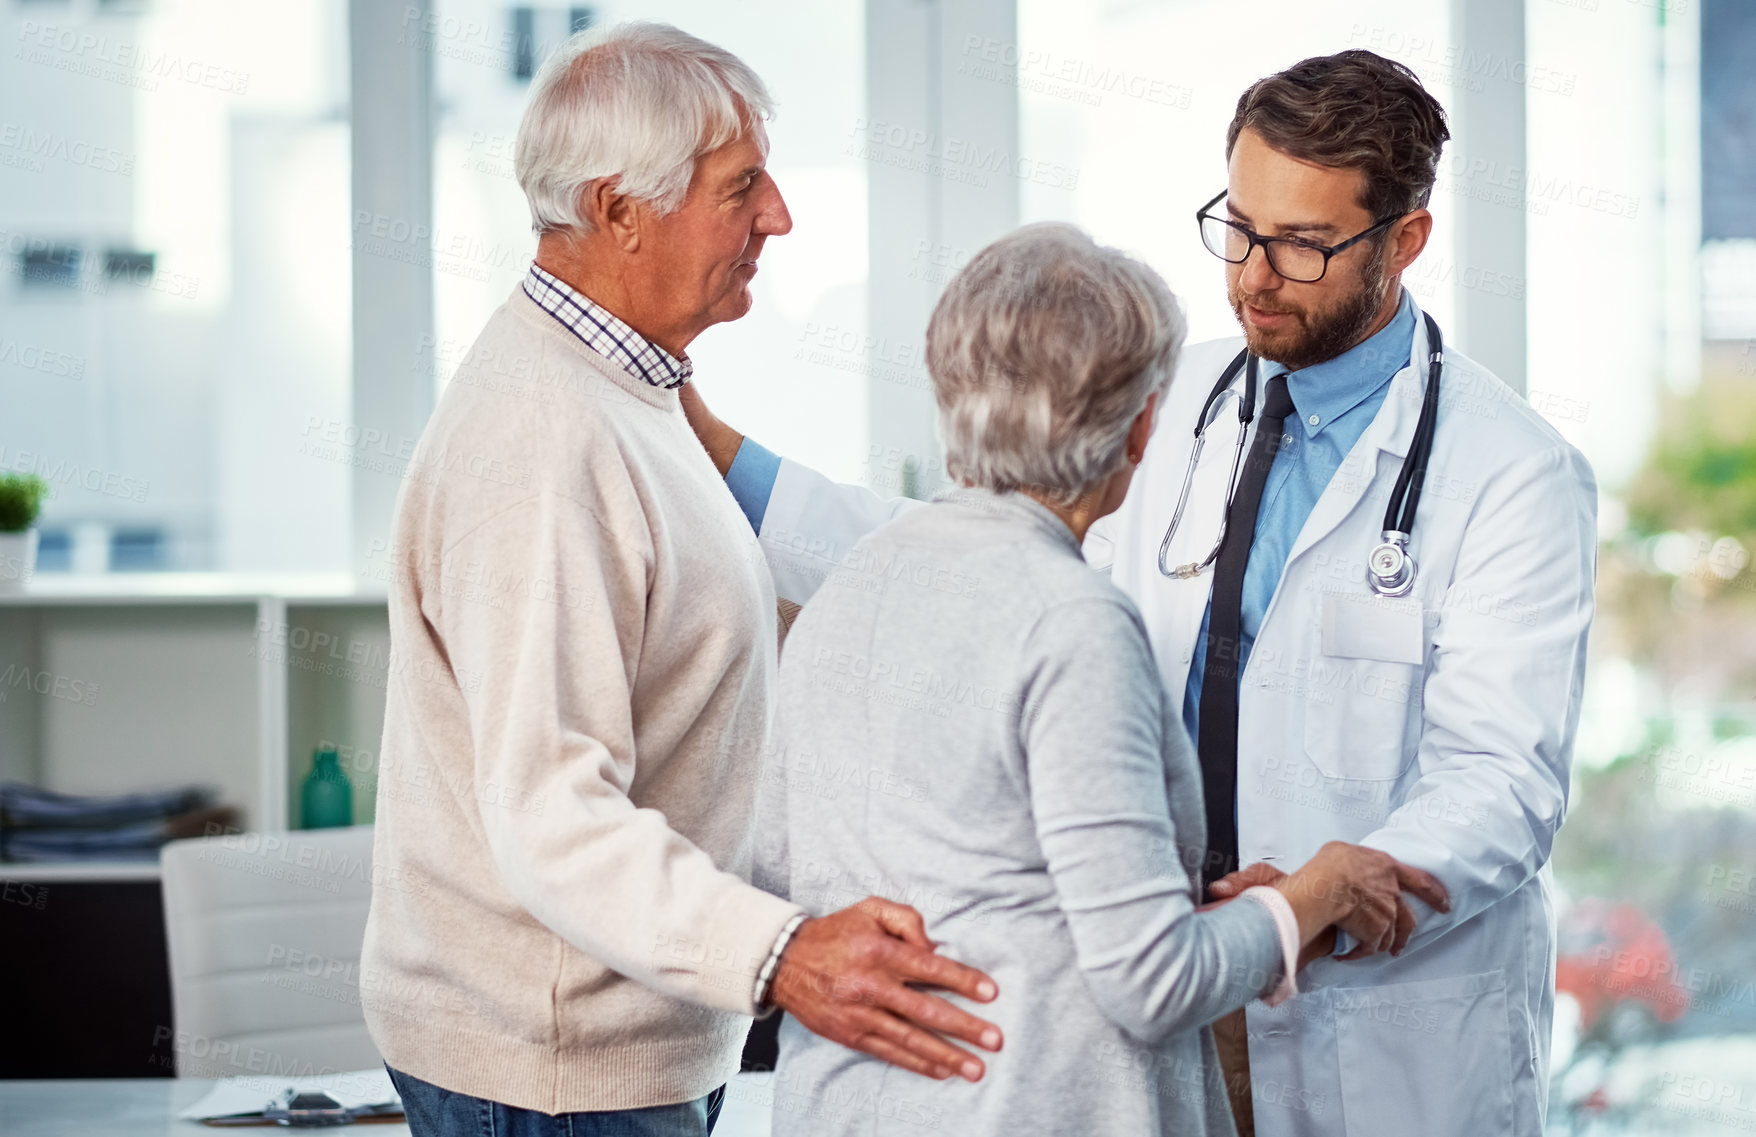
[
  {"x1": 724, "y1": 433, "x2": 783, "y2": 532},
  {"x1": 1181, "y1": 289, "x2": 1417, "y2": 743}
]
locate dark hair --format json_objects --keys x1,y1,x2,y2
[{"x1": 1226, "y1": 50, "x2": 1450, "y2": 222}]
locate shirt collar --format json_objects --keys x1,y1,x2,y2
[
  {"x1": 1262, "y1": 288, "x2": 1417, "y2": 438},
  {"x1": 522, "y1": 263, "x2": 693, "y2": 389}
]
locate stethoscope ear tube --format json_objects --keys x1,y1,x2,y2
[
  {"x1": 1382, "y1": 313, "x2": 1445, "y2": 538},
  {"x1": 1368, "y1": 312, "x2": 1443, "y2": 596},
  {"x1": 1158, "y1": 350, "x2": 1253, "y2": 579}
]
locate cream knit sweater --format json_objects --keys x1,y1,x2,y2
[{"x1": 359, "y1": 282, "x2": 804, "y2": 1113}]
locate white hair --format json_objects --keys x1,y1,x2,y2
[
  {"x1": 928, "y1": 223, "x2": 1187, "y2": 504},
  {"x1": 514, "y1": 21, "x2": 774, "y2": 235}
]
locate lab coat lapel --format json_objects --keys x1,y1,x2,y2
[{"x1": 1280, "y1": 305, "x2": 1430, "y2": 570}]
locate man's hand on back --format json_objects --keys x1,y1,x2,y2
[{"x1": 769, "y1": 897, "x2": 1004, "y2": 1082}]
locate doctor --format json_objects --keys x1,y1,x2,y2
[{"x1": 684, "y1": 49, "x2": 1595, "y2": 1137}]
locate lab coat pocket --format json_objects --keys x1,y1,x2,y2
[
  {"x1": 1332, "y1": 970, "x2": 1514, "y2": 1137},
  {"x1": 1304, "y1": 592, "x2": 1424, "y2": 781},
  {"x1": 1320, "y1": 591, "x2": 1424, "y2": 664}
]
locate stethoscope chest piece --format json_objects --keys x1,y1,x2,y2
[
  {"x1": 1367, "y1": 530, "x2": 1418, "y2": 597},
  {"x1": 1157, "y1": 311, "x2": 1447, "y2": 597}
]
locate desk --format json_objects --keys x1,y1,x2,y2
[
  {"x1": 0, "y1": 1075, "x2": 776, "y2": 1136},
  {"x1": 0, "y1": 1079, "x2": 405, "y2": 1137}
]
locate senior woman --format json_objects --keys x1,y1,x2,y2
[{"x1": 752, "y1": 224, "x2": 1444, "y2": 1135}]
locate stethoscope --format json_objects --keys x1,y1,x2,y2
[{"x1": 1157, "y1": 312, "x2": 1444, "y2": 599}]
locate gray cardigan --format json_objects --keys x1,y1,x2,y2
[{"x1": 755, "y1": 487, "x2": 1285, "y2": 1137}]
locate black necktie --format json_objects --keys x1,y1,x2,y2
[{"x1": 1196, "y1": 371, "x2": 1295, "y2": 893}]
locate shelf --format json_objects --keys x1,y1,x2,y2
[
  {"x1": 0, "y1": 573, "x2": 387, "y2": 607},
  {"x1": 0, "y1": 589, "x2": 389, "y2": 834},
  {"x1": 0, "y1": 860, "x2": 162, "y2": 882}
]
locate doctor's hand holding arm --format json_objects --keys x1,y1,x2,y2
[
  {"x1": 1345, "y1": 444, "x2": 1595, "y2": 954},
  {"x1": 1213, "y1": 850, "x2": 1450, "y2": 962},
  {"x1": 1209, "y1": 437, "x2": 1595, "y2": 964}
]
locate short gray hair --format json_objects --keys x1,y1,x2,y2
[
  {"x1": 928, "y1": 223, "x2": 1186, "y2": 503},
  {"x1": 514, "y1": 22, "x2": 773, "y2": 235}
]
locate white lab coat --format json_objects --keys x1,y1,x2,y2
[{"x1": 752, "y1": 303, "x2": 1597, "y2": 1137}]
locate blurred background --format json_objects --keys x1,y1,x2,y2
[{"x1": 1, "y1": 0, "x2": 1753, "y2": 1131}]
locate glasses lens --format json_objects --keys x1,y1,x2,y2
[
  {"x1": 1264, "y1": 241, "x2": 1327, "y2": 283},
  {"x1": 1200, "y1": 215, "x2": 1248, "y2": 263}
]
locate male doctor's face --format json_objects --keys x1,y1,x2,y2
[{"x1": 1223, "y1": 128, "x2": 1394, "y2": 372}]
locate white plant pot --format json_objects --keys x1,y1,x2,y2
[{"x1": 0, "y1": 528, "x2": 39, "y2": 592}]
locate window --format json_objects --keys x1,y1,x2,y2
[
  {"x1": 18, "y1": 244, "x2": 82, "y2": 290},
  {"x1": 431, "y1": 0, "x2": 871, "y2": 484},
  {"x1": 101, "y1": 249, "x2": 157, "y2": 282},
  {"x1": 2, "y1": 0, "x2": 353, "y2": 574}
]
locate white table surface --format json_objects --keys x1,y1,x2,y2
[{"x1": 0, "y1": 1075, "x2": 776, "y2": 1137}]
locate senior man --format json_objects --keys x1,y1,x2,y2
[{"x1": 359, "y1": 23, "x2": 1001, "y2": 1136}]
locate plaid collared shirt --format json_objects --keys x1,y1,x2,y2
[{"x1": 522, "y1": 263, "x2": 693, "y2": 390}]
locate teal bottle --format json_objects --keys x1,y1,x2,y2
[{"x1": 301, "y1": 746, "x2": 353, "y2": 829}]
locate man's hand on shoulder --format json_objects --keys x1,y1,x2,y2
[{"x1": 769, "y1": 897, "x2": 1004, "y2": 1082}]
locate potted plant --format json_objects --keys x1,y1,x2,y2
[{"x1": 0, "y1": 473, "x2": 49, "y2": 591}]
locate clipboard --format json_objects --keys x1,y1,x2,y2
[
  {"x1": 201, "y1": 1093, "x2": 405, "y2": 1126},
  {"x1": 179, "y1": 1070, "x2": 403, "y2": 1127}
]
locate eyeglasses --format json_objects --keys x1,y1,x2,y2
[{"x1": 1196, "y1": 190, "x2": 1401, "y2": 284}]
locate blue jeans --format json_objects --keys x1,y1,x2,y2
[{"x1": 387, "y1": 1065, "x2": 725, "y2": 1137}]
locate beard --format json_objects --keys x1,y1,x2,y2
[{"x1": 1229, "y1": 251, "x2": 1388, "y2": 372}]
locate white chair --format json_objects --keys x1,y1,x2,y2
[{"x1": 160, "y1": 825, "x2": 381, "y2": 1078}]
